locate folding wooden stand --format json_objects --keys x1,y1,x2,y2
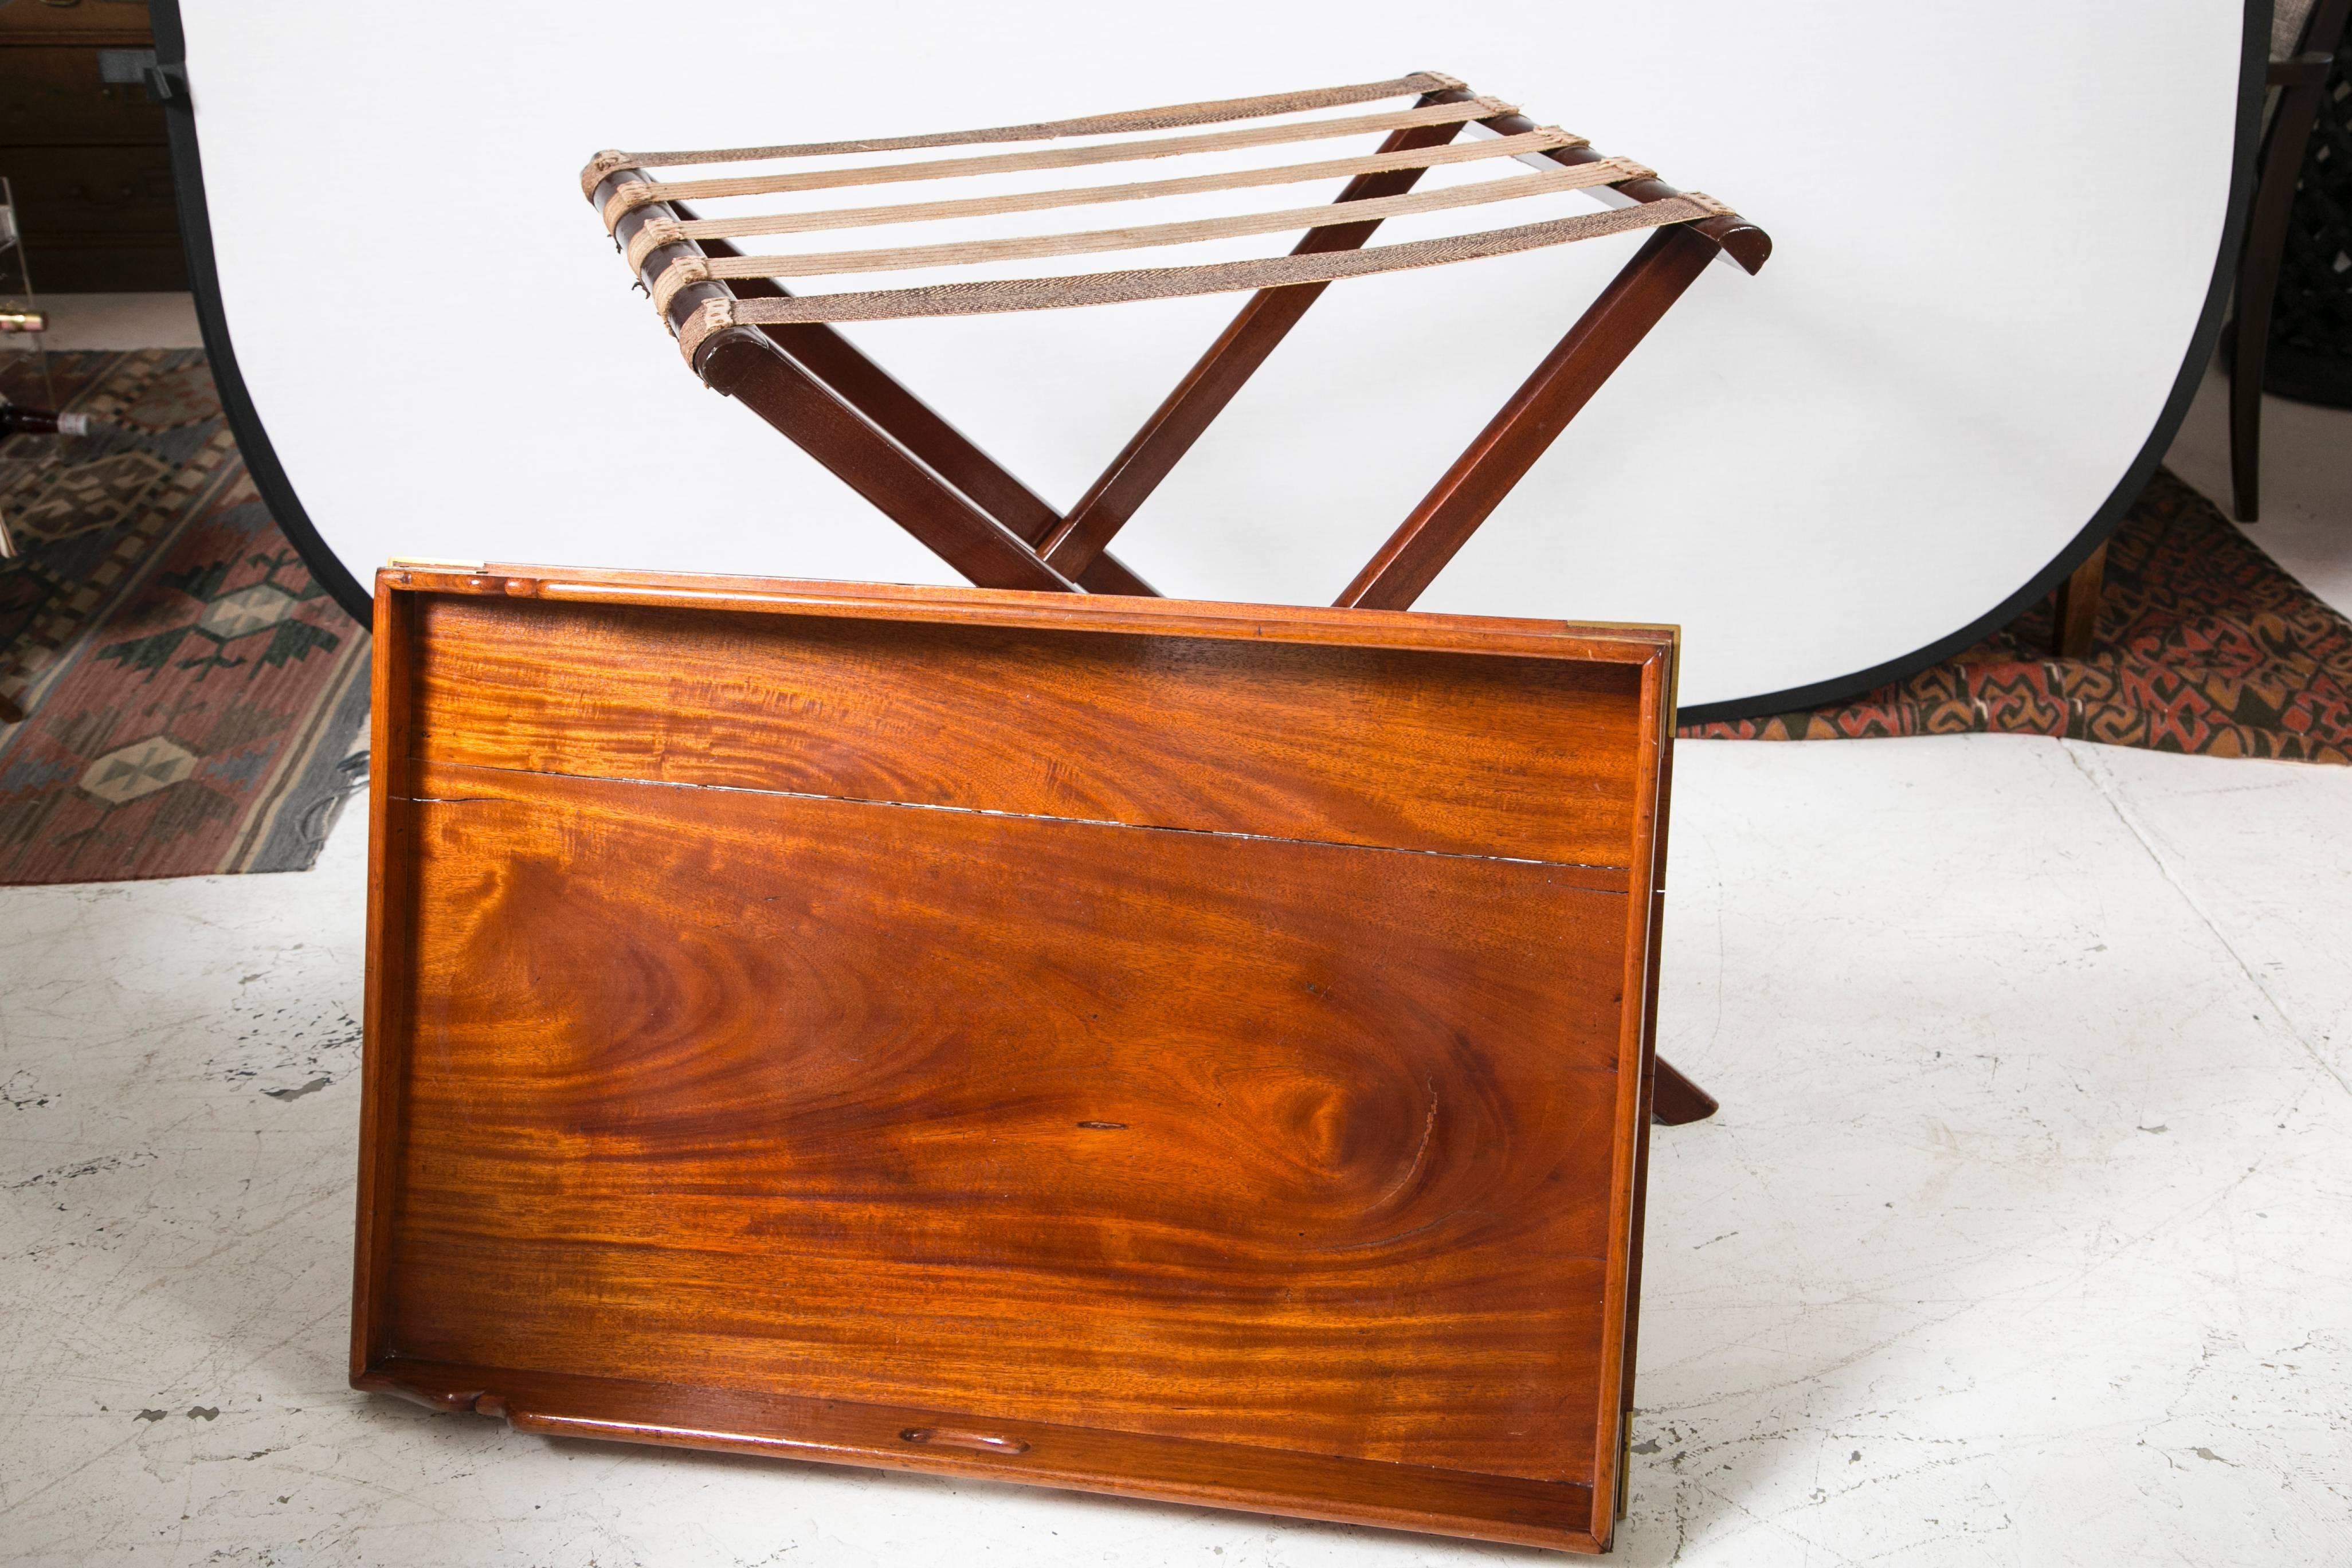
[{"x1": 582, "y1": 71, "x2": 1767, "y2": 1128}]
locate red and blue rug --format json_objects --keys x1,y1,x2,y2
[{"x1": 0, "y1": 349, "x2": 370, "y2": 885}]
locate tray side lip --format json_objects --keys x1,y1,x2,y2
[
  {"x1": 1585, "y1": 640, "x2": 1677, "y2": 1548},
  {"x1": 351, "y1": 582, "x2": 418, "y2": 1379},
  {"x1": 381, "y1": 560, "x2": 1677, "y2": 668},
  {"x1": 356, "y1": 1356, "x2": 1605, "y2": 1555},
  {"x1": 1614, "y1": 638, "x2": 1680, "y2": 1526}
]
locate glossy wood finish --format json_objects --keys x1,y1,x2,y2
[
  {"x1": 407, "y1": 594, "x2": 1648, "y2": 866},
  {"x1": 699, "y1": 324, "x2": 1081, "y2": 592},
  {"x1": 359, "y1": 565, "x2": 1679, "y2": 1553}
]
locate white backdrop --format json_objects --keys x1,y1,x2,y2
[{"x1": 180, "y1": 1, "x2": 2245, "y2": 711}]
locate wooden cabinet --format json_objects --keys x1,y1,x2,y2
[{"x1": 0, "y1": 2, "x2": 185, "y2": 292}]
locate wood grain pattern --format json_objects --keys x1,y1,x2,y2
[
  {"x1": 388, "y1": 760, "x2": 1622, "y2": 1481},
  {"x1": 410, "y1": 593, "x2": 1647, "y2": 869},
  {"x1": 356, "y1": 569, "x2": 1676, "y2": 1553}
]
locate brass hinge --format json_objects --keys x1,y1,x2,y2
[{"x1": 1617, "y1": 1414, "x2": 1634, "y2": 1521}]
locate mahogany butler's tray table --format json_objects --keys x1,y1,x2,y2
[
  {"x1": 358, "y1": 564, "x2": 1679, "y2": 1553},
  {"x1": 354, "y1": 73, "x2": 1760, "y2": 1554}
]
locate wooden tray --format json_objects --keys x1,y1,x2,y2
[{"x1": 354, "y1": 563, "x2": 1677, "y2": 1554}]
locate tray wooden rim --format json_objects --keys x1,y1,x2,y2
[
  {"x1": 381, "y1": 560, "x2": 1677, "y2": 667},
  {"x1": 359, "y1": 1356, "x2": 1605, "y2": 1553}
]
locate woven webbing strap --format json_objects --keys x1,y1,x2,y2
[
  {"x1": 580, "y1": 72, "x2": 1463, "y2": 195},
  {"x1": 599, "y1": 98, "x2": 1515, "y2": 230},
  {"x1": 621, "y1": 127, "x2": 1586, "y2": 273},
  {"x1": 676, "y1": 193, "x2": 1731, "y2": 364},
  {"x1": 648, "y1": 158, "x2": 1656, "y2": 316}
]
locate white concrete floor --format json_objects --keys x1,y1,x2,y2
[{"x1": 3, "y1": 311, "x2": 2349, "y2": 1566}]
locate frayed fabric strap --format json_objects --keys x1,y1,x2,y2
[
  {"x1": 647, "y1": 158, "x2": 1657, "y2": 316},
  {"x1": 599, "y1": 98, "x2": 1517, "y2": 230},
  {"x1": 579, "y1": 72, "x2": 1464, "y2": 195},
  {"x1": 676, "y1": 194, "x2": 1731, "y2": 364}
]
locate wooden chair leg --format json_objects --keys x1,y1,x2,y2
[
  {"x1": 1040, "y1": 112, "x2": 1467, "y2": 578},
  {"x1": 699, "y1": 326, "x2": 1079, "y2": 593},
  {"x1": 1651, "y1": 1057, "x2": 1718, "y2": 1126},
  {"x1": 2229, "y1": 5, "x2": 2352, "y2": 521},
  {"x1": 683, "y1": 225, "x2": 1165, "y2": 596},
  {"x1": 2231, "y1": 285, "x2": 2270, "y2": 526},
  {"x1": 0, "y1": 691, "x2": 23, "y2": 726},
  {"x1": 1338, "y1": 223, "x2": 1722, "y2": 610},
  {"x1": 2052, "y1": 541, "x2": 2107, "y2": 660}
]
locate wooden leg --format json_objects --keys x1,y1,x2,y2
[
  {"x1": 1651, "y1": 1057, "x2": 1719, "y2": 1126},
  {"x1": 2229, "y1": 12, "x2": 2352, "y2": 522},
  {"x1": 1338, "y1": 224, "x2": 1723, "y2": 610},
  {"x1": 686, "y1": 228, "x2": 1165, "y2": 595},
  {"x1": 2052, "y1": 540, "x2": 2107, "y2": 660},
  {"x1": 0, "y1": 691, "x2": 22, "y2": 726},
  {"x1": 2231, "y1": 292, "x2": 2269, "y2": 526},
  {"x1": 1298, "y1": 213, "x2": 1726, "y2": 1122},
  {"x1": 1040, "y1": 115, "x2": 1467, "y2": 578},
  {"x1": 617, "y1": 186, "x2": 1158, "y2": 597},
  {"x1": 699, "y1": 327, "x2": 1078, "y2": 594}
]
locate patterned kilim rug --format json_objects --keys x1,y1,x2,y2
[
  {"x1": 0, "y1": 349, "x2": 370, "y2": 885},
  {"x1": 1684, "y1": 468, "x2": 2352, "y2": 764}
]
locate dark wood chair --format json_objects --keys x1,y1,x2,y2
[
  {"x1": 584, "y1": 73, "x2": 1772, "y2": 1124},
  {"x1": 2049, "y1": 3, "x2": 2349, "y2": 659},
  {"x1": 2231, "y1": 0, "x2": 2351, "y2": 522}
]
